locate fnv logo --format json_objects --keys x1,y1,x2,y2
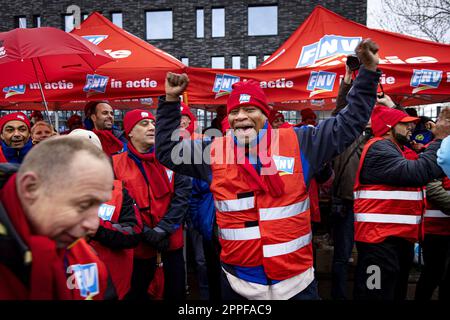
[
  {"x1": 66, "y1": 263, "x2": 100, "y2": 299},
  {"x1": 297, "y1": 35, "x2": 361, "y2": 68},
  {"x1": 239, "y1": 94, "x2": 251, "y2": 103},
  {"x1": 273, "y1": 155, "x2": 295, "y2": 175},
  {"x1": 410, "y1": 69, "x2": 442, "y2": 94},
  {"x1": 307, "y1": 71, "x2": 336, "y2": 97},
  {"x1": 97, "y1": 204, "x2": 115, "y2": 221},
  {"x1": 83, "y1": 74, "x2": 109, "y2": 94},
  {"x1": 213, "y1": 74, "x2": 240, "y2": 98},
  {"x1": 3, "y1": 85, "x2": 26, "y2": 98},
  {"x1": 0, "y1": 40, "x2": 6, "y2": 59},
  {"x1": 82, "y1": 35, "x2": 108, "y2": 46}
]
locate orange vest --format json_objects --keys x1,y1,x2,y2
[
  {"x1": 112, "y1": 152, "x2": 183, "y2": 259},
  {"x1": 63, "y1": 238, "x2": 111, "y2": 300},
  {"x1": 354, "y1": 137, "x2": 425, "y2": 243},
  {"x1": 424, "y1": 177, "x2": 450, "y2": 236},
  {"x1": 89, "y1": 180, "x2": 134, "y2": 299},
  {"x1": 209, "y1": 128, "x2": 313, "y2": 281}
]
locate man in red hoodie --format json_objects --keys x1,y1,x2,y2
[{"x1": 0, "y1": 136, "x2": 115, "y2": 299}]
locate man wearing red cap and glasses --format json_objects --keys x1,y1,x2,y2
[
  {"x1": 155, "y1": 39, "x2": 381, "y2": 300},
  {"x1": 0, "y1": 112, "x2": 33, "y2": 164},
  {"x1": 352, "y1": 105, "x2": 449, "y2": 300},
  {"x1": 112, "y1": 109, "x2": 191, "y2": 300}
]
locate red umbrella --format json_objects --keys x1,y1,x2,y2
[{"x1": 0, "y1": 27, "x2": 113, "y2": 123}]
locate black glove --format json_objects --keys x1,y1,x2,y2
[{"x1": 142, "y1": 227, "x2": 170, "y2": 251}]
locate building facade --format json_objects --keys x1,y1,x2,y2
[
  {"x1": 0, "y1": 0, "x2": 367, "y2": 69},
  {"x1": 0, "y1": 0, "x2": 367, "y2": 129}
]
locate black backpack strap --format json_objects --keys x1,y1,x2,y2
[{"x1": 0, "y1": 201, "x2": 32, "y2": 286}]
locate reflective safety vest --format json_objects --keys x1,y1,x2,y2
[
  {"x1": 354, "y1": 137, "x2": 425, "y2": 243},
  {"x1": 209, "y1": 128, "x2": 313, "y2": 281},
  {"x1": 63, "y1": 238, "x2": 111, "y2": 300},
  {"x1": 90, "y1": 180, "x2": 134, "y2": 299},
  {"x1": 112, "y1": 152, "x2": 183, "y2": 259},
  {"x1": 424, "y1": 177, "x2": 450, "y2": 236}
]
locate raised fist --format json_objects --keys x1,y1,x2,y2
[
  {"x1": 355, "y1": 39, "x2": 379, "y2": 72},
  {"x1": 165, "y1": 72, "x2": 189, "y2": 101}
]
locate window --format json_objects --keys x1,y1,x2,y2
[
  {"x1": 64, "y1": 14, "x2": 74, "y2": 32},
  {"x1": 146, "y1": 10, "x2": 173, "y2": 40},
  {"x1": 16, "y1": 16, "x2": 27, "y2": 28},
  {"x1": 212, "y1": 8, "x2": 225, "y2": 37},
  {"x1": 248, "y1": 55, "x2": 257, "y2": 69},
  {"x1": 211, "y1": 56, "x2": 225, "y2": 69},
  {"x1": 248, "y1": 6, "x2": 278, "y2": 36},
  {"x1": 33, "y1": 15, "x2": 41, "y2": 28},
  {"x1": 232, "y1": 56, "x2": 241, "y2": 69},
  {"x1": 181, "y1": 57, "x2": 189, "y2": 66},
  {"x1": 196, "y1": 9, "x2": 204, "y2": 38},
  {"x1": 111, "y1": 12, "x2": 123, "y2": 28}
]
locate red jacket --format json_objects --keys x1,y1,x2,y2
[{"x1": 113, "y1": 152, "x2": 183, "y2": 259}]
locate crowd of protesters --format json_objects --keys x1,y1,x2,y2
[{"x1": 0, "y1": 38, "x2": 449, "y2": 301}]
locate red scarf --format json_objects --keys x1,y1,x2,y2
[
  {"x1": 0, "y1": 175, "x2": 71, "y2": 299},
  {"x1": 233, "y1": 124, "x2": 285, "y2": 197},
  {"x1": 127, "y1": 142, "x2": 172, "y2": 198},
  {"x1": 93, "y1": 129, "x2": 123, "y2": 157}
]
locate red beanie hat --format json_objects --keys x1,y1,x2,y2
[
  {"x1": 30, "y1": 110, "x2": 43, "y2": 121},
  {"x1": 180, "y1": 102, "x2": 197, "y2": 134},
  {"x1": 301, "y1": 108, "x2": 316, "y2": 121},
  {"x1": 0, "y1": 112, "x2": 31, "y2": 133},
  {"x1": 67, "y1": 114, "x2": 82, "y2": 127},
  {"x1": 123, "y1": 109, "x2": 155, "y2": 137},
  {"x1": 269, "y1": 109, "x2": 285, "y2": 124},
  {"x1": 371, "y1": 105, "x2": 420, "y2": 137},
  {"x1": 226, "y1": 80, "x2": 270, "y2": 117}
]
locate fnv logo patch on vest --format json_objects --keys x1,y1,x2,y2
[
  {"x1": 98, "y1": 204, "x2": 115, "y2": 221},
  {"x1": 66, "y1": 263, "x2": 100, "y2": 298},
  {"x1": 273, "y1": 155, "x2": 295, "y2": 175}
]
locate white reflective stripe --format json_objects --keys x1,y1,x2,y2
[
  {"x1": 354, "y1": 190, "x2": 423, "y2": 201},
  {"x1": 215, "y1": 197, "x2": 255, "y2": 212},
  {"x1": 259, "y1": 199, "x2": 310, "y2": 221},
  {"x1": 219, "y1": 226, "x2": 261, "y2": 241},
  {"x1": 355, "y1": 213, "x2": 422, "y2": 224},
  {"x1": 263, "y1": 232, "x2": 312, "y2": 258},
  {"x1": 425, "y1": 210, "x2": 450, "y2": 218}
]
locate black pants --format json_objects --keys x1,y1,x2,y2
[
  {"x1": 354, "y1": 237, "x2": 414, "y2": 300},
  {"x1": 415, "y1": 234, "x2": 450, "y2": 300},
  {"x1": 125, "y1": 248, "x2": 185, "y2": 301}
]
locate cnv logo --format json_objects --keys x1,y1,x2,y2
[
  {"x1": 82, "y1": 35, "x2": 108, "y2": 46},
  {"x1": 83, "y1": 74, "x2": 109, "y2": 94},
  {"x1": 307, "y1": 71, "x2": 336, "y2": 97},
  {"x1": 3, "y1": 85, "x2": 26, "y2": 98},
  {"x1": 66, "y1": 263, "x2": 100, "y2": 299},
  {"x1": 410, "y1": 69, "x2": 442, "y2": 94},
  {"x1": 273, "y1": 155, "x2": 295, "y2": 176},
  {"x1": 297, "y1": 35, "x2": 361, "y2": 68},
  {"x1": 213, "y1": 74, "x2": 240, "y2": 98}
]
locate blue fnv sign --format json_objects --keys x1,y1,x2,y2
[
  {"x1": 3, "y1": 85, "x2": 26, "y2": 98},
  {"x1": 307, "y1": 71, "x2": 336, "y2": 97},
  {"x1": 83, "y1": 74, "x2": 109, "y2": 93},
  {"x1": 410, "y1": 69, "x2": 442, "y2": 94},
  {"x1": 82, "y1": 35, "x2": 108, "y2": 46},
  {"x1": 68, "y1": 263, "x2": 100, "y2": 298},
  {"x1": 213, "y1": 74, "x2": 240, "y2": 98},
  {"x1": 273, "y1": 155, "x2": 295, "y2": 175},
  {"x1": 297, "y1": 35, "x2": 361, "y2": 68}
]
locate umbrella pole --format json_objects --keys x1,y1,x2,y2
[
  {"x1": 36, "y1": 81, "x2": 53, "y2": 128},
  {"x1": 31, "y1": 58, "x2": 53, "y2": 127}
]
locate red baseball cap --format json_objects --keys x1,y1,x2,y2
[{"x1": 371, "y1": 105, "x2": 420, "y2": 137}]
